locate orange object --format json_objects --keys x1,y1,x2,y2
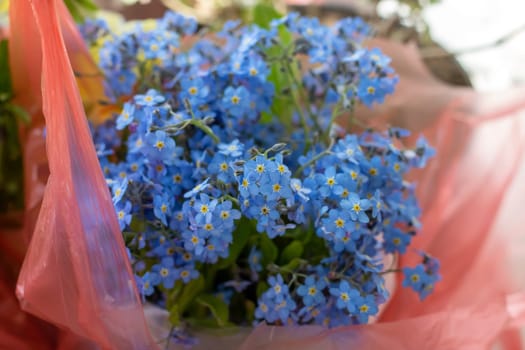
[{"x1": 6, "y1": 0, "x2": 158, "y2": 348}]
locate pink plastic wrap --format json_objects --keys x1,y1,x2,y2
[
  {"x1": 10, "y1": 0, "x2": 158, "y2": 348},
  {"x1": 238, "y1": 39, "x2": 525, "y2": 349},
  {"x1": 9, "y1": 0, "x2": 107, "y2": 244},
  {"x1": 5, "y1": 5, "x2": 525, "y2": 347}
]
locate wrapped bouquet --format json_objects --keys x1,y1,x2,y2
[
  {"x1": 85, "y1": 7, "x2": 439, "y2": 345},
  {"x1": 5, "y1": 1, "x2": 448, "y2": 349}
]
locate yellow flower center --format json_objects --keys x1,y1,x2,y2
[
  {"x1": 189, "y1": 86, "x2": 198, "y2": 95},
  {"x1": 231, "y1": 95, "x2": 240, "y2": 104},
  {"x1": 180, "y1": 270, "x2": 189, "y2": 278},
  {"x1": 200, "y1": 205, "x2": 209, "y2": 214},
  {"x1": 204, "y1": 223, "x2": 214, "y2": 231},
  {"x1": 160, "y1": 268, "x2": 169, "y2": 277},
  {"x1": 340, "y1": 292, "x2": 349, "y2": 301},
  {"x1": 359, "y1": 304, "x2": 369, "y2": 313},
  {"x1": 220, "y1": 162, "x2": 228, "y2": 171},
  {"x1": 260, "y1": 303, "x2": 268, "y2": 312},
  {"x1": 191, "y1": 235, "x2": 199, "y2": 244},
  {"x1": 335, "y1": 218, "x2": 345, "y2": 228},
  {"x1": 155, "y1": 141, "x2": 165, "y2": 150},
  {"x1": 118, "y1": 211, "x2": 125, "y2": 219},
  {"x1": 160, "y1": 204, "x2": 168, "y2": 213},
  {"x1": 369, "y1": 168, "x2": 378, "y2": 176},
  {"x1": 256, "y1": 164, "x2": 265, "y2": 173},
  {"x1": 308, "y1": 287, "x2": 317, "y2": 296},
  {"x1": 272, "y1": 184, "x2": 282, "y2": 192},
  {"x1": 367, "y1": 86, "x2": 375, "y2": 95},
  {"x1": 353, "y1": 203, "x2": 361, "y2": 212},
  {"x1": 326, "y1": 177, "x2": 335, "y2": 186},
  {"x1": 261, "y1": 206, "x2": 270, "y2": 215}
]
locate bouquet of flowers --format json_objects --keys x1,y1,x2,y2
[{"x1": 83, "y1": 8, "x2": 440, "y2": 345}]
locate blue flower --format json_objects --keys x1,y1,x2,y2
[
  {"x1": 329, "y1": 280, "x2": 359, "y2": 312},
  {"x1": 402, "y1": 264, "x2": 427, "y2": 291},
  {"x1": 152, "y1": 257, "x2": 177, "y2": 289},
  {"x1": 315, "y1": 166, "x2": 339, "y2": 198},
  {"x1": 153, "y1": 193, "x2": 172, "y2": 226},
  {"x1": 413, "y1": 136, "x2": 436, "y2": 168},
  {"x1": 140, "y1": 271, "x2": 160, "y2": 296},
  {"x1": 116, "y1": 102, "x2": 135, "y2": 130},
  {"x1": 184, "y1": 178, "x2": 211, "y2": 198},
  {"x1": 135, "y1": 89, "x2": 165, "y2": 107},
  {"x1": 370, "y1": 190, "x2": 383, "y2": 221},
  {"x1": 218, "y1": 139, "x2": 244, "y2": 157},
  {"x1": 111, "y1": 178, "x2": 128, "y2": 204},
  {"x1": 216, "y1": 201, "x2": 241, "y2": 229},
  {"x1": 383, "y1": 227, "x2": 411, "y2": 254},
  {"x1": 193, "y1": 194, "x2": 218, "y2": 225},
  {"x1": 341, "y1": 193, "x2": 371, "y2": 223},
  {"x1": 115, "y1": 200, "x2": 132, "y2": 230},
  {"x1": 143, "y1": 131, "x2": 177, "y2": 162},
  {"x1": 354, "y1": 294, "x2": 378, "y2": 323},
  {"x1": 175, "y1": 265, "x2": 199, "y2": 283},
  {"x1": 222, "y1": 86, "x2": 250, "y2": 117},
  {"x1": 267, "y1": 274, "x2": 287, "y2": 300},
  {"x1": 180, "y1": 77, "x2": 210, "y2": 106},
  {"x1": 248, "y1": 247, "x2": 262, "y2": 273},
  {"x1": 297, "y1": 276, "x2": 326, "y2": 307}
]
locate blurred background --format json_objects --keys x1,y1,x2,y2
[
  {"x1": 1, "y1": 0, "x2": 524, "y2": 214},
  {"x1": 92, "y1": 0, "x2": 525, "y2": 92}
]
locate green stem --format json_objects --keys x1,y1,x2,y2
[
  {"x1": 293, "y1": 137, "x2": 335, "y2": 177},
  {"x1": 379, "y1": 268, "x2": 402, "y2": 275}
]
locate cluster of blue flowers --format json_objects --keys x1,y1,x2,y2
[{"x1": 85, "y1": 10, "x2": 439, "y2": 332}]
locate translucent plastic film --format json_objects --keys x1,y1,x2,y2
[
  {"x1": 238, "y1": 39, "x2": 525, "y2": 350},
  {"x1": 13, "y1": 0, "x2": 157, "y2": 348}
]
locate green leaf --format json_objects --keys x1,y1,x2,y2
[
  {"x1": 168, "y1": 304, "x2": 181, "y2": 327},
  {"x1": 178, "y1": 275, "x2": 205, "y2": 314},
  {"x1": 0, "y1": 40, "x2": 12, "y2": 96},
  {"x1": 256, "y1": 281, "x2": 269, "y2": 298},
  {"x1": 259, "y1": 233, "x2": 278, "y2": 266},
  {"x1": 196, "y1": 294, "x2": 230, "y2": 327},
  {"x1": 281, "y1": 257, "x2": 304, "y2": 272},
  {"x1": 6, "y1": 104, "x2": 30, "y2": 124},
  {"x1": 64, "y1": 0, "x2": 97, "y2": 22},
  {"x1": 245, "y1": 299, "x2": 256, "y2": 321},
  {"x1": 252, "y1": 3, "x2": 282, "y2": 29},
  {"x1": 279, "y1": 240, "x2": 304, "y2": 265},
  {"x1": 216, "y1": 218, "x2": 252, "y2": 269}
]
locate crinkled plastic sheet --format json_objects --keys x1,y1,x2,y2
[
  {"x1": 4, "y1": 5, "x2": 525, "y2": 349},
  {"x1": 7, "y1": 0, "x2": 157, "y2": 349}
]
